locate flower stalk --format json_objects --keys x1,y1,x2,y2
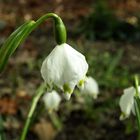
[
  {"x1": 20, "y1": 83, "x2": 46, "y2": 140},
  {"x1": 34, "y1": 13, "x2": 66, "y2": 44},
  {"x1": 0, "y1": 13, "x2": 66, "y2": 73},
  {"x1": 134, "y1": 75, "x2": 140, "y2": 138}
]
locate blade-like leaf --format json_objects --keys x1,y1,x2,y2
[
  {"x1": 0, "y1": 20, "x2": 35, "y2": 73},
  {"x1": 134, "y1": 97, "x2": 140, "y2": 132},
  {"x1": 0, "y1": 21, "x2": 30, "y2": 51}
]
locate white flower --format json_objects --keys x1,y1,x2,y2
[
  {"x1": 63, "y1": 92, "x2": 72, "y2": 100},
  {"x1": 43, "y1": 90, "x2": 61, "y2": 111},
  {"x1": 80, "y1": 76, "x2": 99, "y2": 99},
  {"x1": 119, "y1": 86, "x2": 140, "y2": 120},
  {"x1": 41, "y1": 43, "x2": 88, "y2": 99}
]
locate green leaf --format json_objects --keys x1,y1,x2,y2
[
  {"x1": 0, "y1": 13, "x2": 66, "y2": 74},
  {"x1": 0, "y1": 20, "x2": 35, "y2": 73},
  {"x1": 106, "y1": 49, "x2": 123, "y2": 77},
  {"x1": 134, "y1": 97, "x2": 140, "y2": 132}
]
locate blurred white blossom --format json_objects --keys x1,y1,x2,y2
[
  {"x1": 41, "y1": 43, "x2": 88, "y2": 99},
  {"x1": 119, "y1": 86, "x2": 140, "y2": 120},
  {"x1": 43, "y1": 90, "x2": 61, "y2": 111},
  {"x1": 80, "y1": 76, "x2": 99, "y2": 99}
]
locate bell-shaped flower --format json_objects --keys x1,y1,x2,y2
[
  {"x1": 80, "y1": 76, "x2": 99, "y2": 99},
  {"x1": 43, "y1": 90, "x2": 61, "y2": 111},
  {"x1": 41, "y1": 43, "x2": 88, "y2": 99},
  {"x1": 63, "y1": 92, "x2": 72, "y2": 100},
  {"x1": 119, "y1": 86, "x2": 140, "y2": 120}
]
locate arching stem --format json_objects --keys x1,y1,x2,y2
[
  {"x1": 134, "y1": 75, "x2": 140, "y2": 140},
  {"x1": 0, "y1": 13, "x2": 67, "y2": 73},
  {"x1": 20, "y1": 83, "x2": 46, "y2": 140},
  {"x1": 33, "y1": 13, "x2": 67, "y2": 44}
]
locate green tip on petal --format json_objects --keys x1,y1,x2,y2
[
  {"x1": 78, "y1": 79, "x2": 85, "y2": 87},
  {"x1": 120, "y1": 112, "x2": 128, "y2": 120},
  {"x1": 63, "y1": 83, "x2": 72, "y2": 94}
]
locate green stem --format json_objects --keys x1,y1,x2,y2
[
  {"x1": 48, "y1": 112, "x2": 62, "y2": 130},
  {"x1": 20, "y1": 83, "x2": 46, "y2": 140},
  {"x1": 0, "y1": 13, "x2": 66, "y2": 73},
  {"x1": 34, "y1": 13, "x2": 66, "y2": 44},
  {"x1": 134, "y1": 98, "x2": 140, "y2": 128},
  {"x1": 134, "y1": 75, "x2": 140, "y2": 139},
  {"x1": 135, "y1": 75, "x2": 139, "y2": 97}
]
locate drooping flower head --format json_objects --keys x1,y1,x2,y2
[
  {"x1": 119, "y1": 86, "x2": 140, "y2": 120},
  {"x1": 41, "y1": 43, "x2": 88, "y2": 99},
  {"x1": 43, "y1": 90, "x2": 61, "y2": 111},
  {"x1": 80, "y1": 76, "x2": 99, "y2": 99}
]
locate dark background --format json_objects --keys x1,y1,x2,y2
[{"x1": 0, "y1": 0, "x2": 140, "y2": 140}]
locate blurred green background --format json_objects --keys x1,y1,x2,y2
[{"x1": 0, "y1": 0, "x2": 140, "y2": 139}]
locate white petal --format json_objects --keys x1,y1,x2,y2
[
  {"x1": 43, "y1": 90, "x2": 61, "y2": 111},
  {"x1": 119, "y1": 87, "x2": 135, "y2": 120},
  {"x1": 80, "y1": 76, "x2": 99, "y2": 99},
  {"x1": 131, "y1": 103, "x2": 136, "y2": 116},
  {"x1": 63, "y1": 93, "x2": 72, "y2": 100},
  {"x1": 41, "y1": 43, "x2": 88, "y2": 94}
]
